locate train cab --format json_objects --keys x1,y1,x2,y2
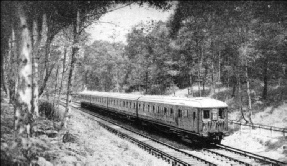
[{"x1": 200, "y1": 107, "x2": 228, "y2": 143}]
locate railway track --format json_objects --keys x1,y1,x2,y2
[
  {"x1": 210, "y1": 144, "x2": 286, "y2": 166},
  {"x1": 61, "y1": 100, "x2": 286, "y2": 166}
]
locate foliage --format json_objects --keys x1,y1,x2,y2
[
  {"x1": 75, "y1": 1, "x2": 287, "y2": 111},
  {"x1": 78, "y1": 40, "x2": 127, "y2": 91}
]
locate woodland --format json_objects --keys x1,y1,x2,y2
[
  {"x1": 80, "y1": 1, "x2": 287, "y2": 113},
  {"x1": 1, "y1": 1, "x2": 287, "y2": 165}
]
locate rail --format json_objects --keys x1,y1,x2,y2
[
  {"x1": 215, "y1": 144, "x2": 287, "y2": 166},
  {"x1": 228, "y1": 120, "x2": 287, "y2": 137}
]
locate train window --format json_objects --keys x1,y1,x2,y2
[
  {"x1": 148, "y1": 105, "x2": 150, "y2": 112},
  {"x1": 143, "y1": 104, "x2": 145, "y2": 111},
  {"x1": 193, "y1": 112, "x2": 196, "y2": 120},
  {"x1": 178, "y1": 109, "x2": 182, "y2": 117},
  {"x1": 153, "y1": 106, "x2": 155, "y2": 112},
  {"x1": 183, "y1": 110, "x2": 188, "y2": 117},
  {"x1": 219, "y1": 108, "x2": 225, "y2": 119},
  {"x1": 164, "y1": 107, "x2": 167, "y2": 115},
  {"x1": 170, "y1": 108, "x2": 173, "y2": 116},
  {"x1": 157, "y1": 106, "x2": 160, "y2": 113},
  {"x1": 203, "y1": 110, "x2": 210, "y2": 119}
]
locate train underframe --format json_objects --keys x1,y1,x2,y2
[{"x1": 204, "y1": 132, "x2": 223, "y2": 144}]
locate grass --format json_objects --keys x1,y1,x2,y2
[{"x1": 1, "y1": 97, "x2": 169, "y2": 165}]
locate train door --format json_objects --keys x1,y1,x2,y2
[
  {"x1": 175, "y1": 106, "x2": 185, "y2": 128},
  {"x1": 166, "y1": 105, "x2": 174, "y2": 125},
  {"x1": 170, "y1": 105, "x2": 176, "y2": 125},
  {"x1": 191, "y1": 108, "x2": 198, "y2": 133},
  {"x1": 181, "y1": 107, "x2": 193, "y2": 131}
]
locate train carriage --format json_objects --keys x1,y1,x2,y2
[{"x1": 76, "y1": 91, "x2": 228, "y2": 143}]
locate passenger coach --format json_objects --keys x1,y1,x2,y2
[{"x1": 75, "y1": 91, "x2": 228, "y2": 143}]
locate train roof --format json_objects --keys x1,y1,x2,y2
[{"x1": 78, "y1": 91, "x2": 228, "y2": 108}]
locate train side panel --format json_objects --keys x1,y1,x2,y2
[{"x1": 137, "y1": 102, "x2": 200, "y2": 135}]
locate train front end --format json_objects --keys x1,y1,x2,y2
[{"x1": 199, "y1": 99, "x2": 228, "y2": 144}]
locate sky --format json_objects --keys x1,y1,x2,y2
[{"x1": 85, "y1": 3, "x2": 176, "y2": 45}]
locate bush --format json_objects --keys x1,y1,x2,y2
[
  {"x1": 38, "y1": 100, "x2": 60, "y2": 121},
  {"x1": 149, "y1": 84, "x2": 165, "y2": 95}
]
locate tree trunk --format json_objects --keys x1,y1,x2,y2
[
  {"x1": 245, "y1": 57, "x2": 253, "y2": 125},
  {"x1": 57, "y1": 47, "x2": 67, "y2": 109},
  {"x1": 38, "y1": 36, "x2": 53, "y2": 97},
  {"x1": 246, "y1": 62, "x2": 252, "y2": 110},
  {"x1": 1, "y1": 48, "x2": 7, "y2": 95},
  {"x1": 211, "y1": 54, "x2": 215, "y2": 96},
  {"x1": 232, "y1": 80, "x2": 236, "y2": 97},
  {"x1": 64, "y1": 10, "x2": 80, "y2": 128},
  {"x1": 145, "y1": 71, "x2": 148, "y2": 94},
  {"x1": 14, "y1": 3, "x2": 34, "y2": 144},
  {"x1": 7, "y1": 36, "x2": 13, "y2": 103},
  {"x1": 203, "y1": 65, "x2": 208, "y2": 96},
  {"x1": 218, "y1": 50, "x2": 221, "y2": 83},
  {"x1": 53, "y1": 63, "x2": 60, "y2": 108},
  {"x1": 189, "y1": 73, "x2": 193, "y2": 96},
  {"x1": 262, "y1": 57, "x2": 268, "y2": 100},
  {"x1": 31, "y1": 19, "x2": 42, "y2": 117},
  {"x1": 197, "y1": 41, "x2": 203, "y2": 97}
]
